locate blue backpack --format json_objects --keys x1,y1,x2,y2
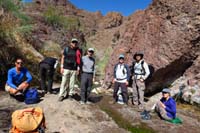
[{"x1": 24, "y1": 88, "x2": 39, "y2": 104}]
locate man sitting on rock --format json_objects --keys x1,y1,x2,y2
[
  {"x1": 155, "y1": 88, "x2": 176, "y2": 120},
  {"x1": 5, "y1": 58, "x2": 32, "y2": 96}
]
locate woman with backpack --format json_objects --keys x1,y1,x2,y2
[{"x1": 132, "y1": 52, "x2": 150, "y2": 110}]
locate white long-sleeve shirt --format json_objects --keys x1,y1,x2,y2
[{"x1": 134, "y1": 60, "x2": 150, "y2": 80}]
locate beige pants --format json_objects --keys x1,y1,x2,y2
[
  {"x1": 59, "y1": 69, "x2": 76, "y2": 97},
  {"x1": 132, "y1": 78, "x2": 145, "y2": 107}
]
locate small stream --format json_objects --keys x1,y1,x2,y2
[{"x1": 97, "y1": 95, "x2": 155, "y2": 133}]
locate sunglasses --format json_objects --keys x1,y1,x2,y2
[
  {"x1": 72, "y1": 41, "x2": 78, "y2": 44},
  {"x1": 88, "y1": 51, "x2": 94, "y2": 53},
  {"x1": 16, "y1": 62, "x2": 23, "y2": 65},
  {"x1": 162, "y1": 92, "x2": 168, "y2": 94}
]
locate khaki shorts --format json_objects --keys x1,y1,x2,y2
[{"x1": 5, "y1": 84, "x2": 11, "y2": 92}]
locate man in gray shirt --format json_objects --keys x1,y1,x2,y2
[{"x1": 80, "y1": 48, "x2": 95, "y2": 104}]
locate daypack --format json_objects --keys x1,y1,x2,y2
[
  {"x1": 24, "y1": 88, "x2": 39, "y2": 104},
  {"x1": 10, "y1": 107, "x2": 46, "y2": 133},
  {"x1": 39, "y1": 57, "x2": 57, "y2": 68}
]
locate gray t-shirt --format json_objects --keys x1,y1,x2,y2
[{"x1": 82, "y1": 56, "x2": 95, "y2": 73}]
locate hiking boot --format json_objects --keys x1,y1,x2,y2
[
  {"x1": 140, "y1": 110, "x2": 149, "y2": 116},
  {"x1": 58, "y1": 96, "x2": 64, "y2": 102},
  {"x1": 141, "y1": 113, "x2": 151, "y2": 120},
  {"x1": 80, "y1": 101, "x2": 85, "y2": 105},
  {"x1": 86, "y1": 101, "x2": 92, "y2": 105}
]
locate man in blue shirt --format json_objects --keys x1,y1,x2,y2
[
  {"x1": 155, "y1": 88, "x2": 176, "y2": 120},
  {"x1": 5, "y1": 58, "x2": 32, "y2": 95}
]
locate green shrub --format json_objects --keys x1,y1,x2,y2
[
  {"x1": 43, "y1": 6, "x2": 80, "y2": 30},
  {"x1": 0, "y1": 0, "x2": 32, "y2": 37},
  {"x1": 0, "y1": 0, "x2": 19, "y2": 13}
]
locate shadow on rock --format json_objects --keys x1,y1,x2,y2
[{"x1": 89, "y1": 95, "x2": 103, "y2": 103}]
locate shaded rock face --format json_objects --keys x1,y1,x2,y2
[{"x1": 105, "y1": 0, "x2": 200, "y2": 96}]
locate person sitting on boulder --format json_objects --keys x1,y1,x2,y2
[
  {"x1": 132, "y1": 52, "x2": 150, "y2": 110},
  {"x1": 112, "y1": 54, "x2": 130, "y2": 105},
  {"x1": 39, "y1": 57, "x2": 58, "y2": 94},
  {"x1": 155, "y1": 88, "x2": 176, "y2": 120},
  {"x1": 5, "y1": 58, "x2": 32, "y2": 95}
]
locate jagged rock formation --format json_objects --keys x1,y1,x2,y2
[{"x1": 105, "y1": 0, "x2": 200, "y2": 103}]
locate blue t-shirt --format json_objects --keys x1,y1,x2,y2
[
  {"x1": 6, "y1": 67, "x2": 32, "y2": 89},
  {"x1": 160, "y1": 97, "x2": 176, "y2": 119}
]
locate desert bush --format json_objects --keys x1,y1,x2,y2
[
  {"x1": 43, "y1": 6, "x2": 80, "y2": 30},
  {"x1": 0, "y1": 0, "x2": 32, "y2": 38}
]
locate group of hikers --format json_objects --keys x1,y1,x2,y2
[{"x1": 5, "y1": 38, "x2": 177, "y2": 121}]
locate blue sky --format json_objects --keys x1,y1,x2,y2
[{"x1": 23, "y1": 0, "x2": 152, "y2": 16}]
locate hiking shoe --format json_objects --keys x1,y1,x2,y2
[
  {"x1": 58, "y1": 96, "x2": 64, "y2": 102},
  {"x1": 141, "y1": 113, "x2": 151, "y2": 120},
  {"x1": 86, "y1": 101, "x2": 92, "y2": 105},
  {"x1": 140, "y1": 110, "x2": 149, "y2": 116},
  {"x1": 80, "y1": 101, "x2": 85, "y2": 105}
]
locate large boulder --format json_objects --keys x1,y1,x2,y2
[{"x1": 104, "y1": 0, "x2": 200, "y2": 103}]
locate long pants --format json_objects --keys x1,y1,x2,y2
[
  {"x1": 155, "y1": 102, "x2": 172, "y2": 120},
  {"x1": 80, "y1": 73, "x2": 93, "y2": 102},
  {"x1": 59, "y1": 69, "x2": 76, "y2": 97},
  {"x1": 39, "y1": 63, "x2": 54, "y2": 92},
  {"x1": 132, "y1": 78, "x2": 145, "y2": 106},
  {"x1": 113, "y1": 82, "x2": 128, "y2": 104}
]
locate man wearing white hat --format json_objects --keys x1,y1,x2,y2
[
  {"x1": 59, "y1": 38, "x2": 81, "y2": 101},
  {"x1": 80, "y1": 48, "x2": 95, "y2": 104}
]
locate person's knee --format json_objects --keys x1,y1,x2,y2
[{"x1": 18, "y1": 82, "x2": 29, "y2": 90}]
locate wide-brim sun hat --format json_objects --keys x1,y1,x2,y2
[{"x1": 133, "y1": 52, "x2": 144, "y2": 60}]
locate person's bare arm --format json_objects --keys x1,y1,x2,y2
[{"x1": 60, "y1": 54, "x2": 64, "y2": 74}]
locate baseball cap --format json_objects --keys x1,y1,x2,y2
[
  {"x1": 119, "y1": 54, "x2": 125, "y2": 59},
  {"x1": 162, "y1": 88, "x2": 171, "y2": 93},
  {"x1": 88, "y1": 48, "x2": 94, "y2": 52},
  {"x1": 71, "y1": 38, "x2": 78, "y2": 43}
]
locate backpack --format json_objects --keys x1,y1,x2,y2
[
  {"x1": 40, "y1": 57, "x2": 57, "y2": 68},
  {"x1": 24, "y1": 88, "x2": 39, "y2": 104},
  {"x1": 10, "y1": 107, "x2": 46, "y2": 133}
]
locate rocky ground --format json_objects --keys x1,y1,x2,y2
[{"x1": 0, "y1": 85, "x2": 200, "y2": 133}]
